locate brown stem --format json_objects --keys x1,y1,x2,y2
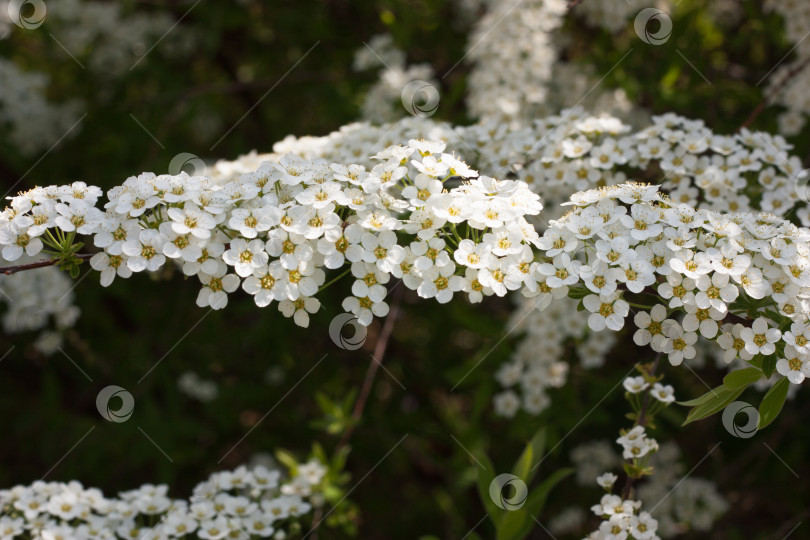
[
  {"x1": 0, "y1": 254, "x2": 93, "y2": 276},
  {"x1": 567, "y1": 0, "x2": 586, "y2": 8},
  {"x1": 621, "y1": 353, "x2": 661, "y2": 500},
  {"x1": 738, "y1": 56, "x2": 810, "y2": 132},
  {"x1": 336, "y1": 285, "x2": 403, "y2": 451}
]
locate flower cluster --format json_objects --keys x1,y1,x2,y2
[
  {"x1": 560, "y1": 439, "x2": 726, "y2": 538},
  {"x1": 352, "y1": 34, "x2": 438, "y2": 123},
  {"x1": 0, "y1": 59, "x2": 83, "y2": 156},
  {"x1": 0, "y1": 255, "x2": 81, "y2": 355},
  {"x1": 464, "y1": 0, "x2": 567, "y2": 121},
  {"x1": 1, "y1": 140, "x2": 545, "y2": 330},
  {"x1": 588, "y1": 490, "x2": 660, "y2": 540},
  {"x1": 0, "y1": 460, "x2": 326, "y2": 539},
  {"x1": 178, "y1": 371, "x2": 219, "y2": 403},
  {"x1": 763, "y1": 0, "x2": 810, "y2": 135},
  {"x1": 544, "y1": 183, "x2": 810, "y2": 377}
]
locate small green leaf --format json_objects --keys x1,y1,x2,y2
[
  {"x1": 476, "y1": 451, "x2": 499, "y2": 526},
  {"x1": 761, "y1": 355, "x2": 777, "y2": 378},
  {"x1": 723, "y1": 367, "x2": 762, "y2": 389},
  {"x1": 677, "y1": 385, "x2": 725, "y2": 407},
  {"x1": 758, "y1": 377, "x2": 790, "y2": 430},
  {"x1": 496, "y1": 508, "x2": 528, "y2": 540},
  {"x1": 275, "y1": 448, "x2": 298, "y2": 471},
  {"x1": 682, "y1": 386, "x2": 746, "y2": 425},
  {"x1": 512, "y1": 428, "x2": 546, "y2": 485},
  {"x1": 567, "y1": 286, "x2": 590, "y2": 300},
  {"x1": 496, "y1": 468, "x2": 573, "y2": 540},
  {"x1": 511, "y1": 444, "x2": 532, "y2": 485}
]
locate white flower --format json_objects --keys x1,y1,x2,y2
[
  {"x1": 228, "y1": 206, "x2": 280, "y2": 238},
  {"x1": 651, "y1": 383, "x2": 675, "y2": 404},
  {"x1": 317, "y1": 223, "x2": 364, "y2": 269},
  {"x1": 623, "y1": 376, "x2": 649, "y2": 394},
  {"x1": 167, "y1": 203, "x2": 217, "y2": 239},
  {"x1": 242, "y1": 264, "x2": 286, "y2": 307},
  {"x1": 662, "y1": 324, "x2": 697, "y2": 366},
  {"x1": 122, "y1": 229, "x2": 167, "y2": 272},
  {"x1": 740, "y1": 317, "x2": 781, "y2": 356},
  {"x1": 197, "y1": 266, "x2": 240, "y2": 310},
  {"x1": 90, "y1": 252, "x2": 132, "y2": 287},
  {"x1": 583, "y1": 293, "x2": 629, "y2": 331},
  {"x1": 694, "y1": 272, "x2": 738, "y2": 313},
  {"x1": 596, "y1": 472, "x2": 618, "y2": 490},
  {"x1": 0, "y1": 224, "x2": 43, "y2": 261},
  {"x1": 401, "y1": 173, "x2": 443, "y2": 206},
  {"x1": 776, "y1": 345, "x2": 808, "y2": 384},
  {"x1": 223, "y1": 238, "x2": 269, "y2": 277},
  {"x1": 633, "y1": 304, "x2": 667, "y2": 348},
  {"x1": 361, "y1": 231, "x2": 405, "y2": 273}
]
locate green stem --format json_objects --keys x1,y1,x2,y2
[{"x1": 318, "y1": 267, "x2": 352, "y2": 293}]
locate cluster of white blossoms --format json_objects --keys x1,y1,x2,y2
[
  {"x1": 560, "y1": 439, "x2": 727, "y2": 538},
  {"x1": 0, "y1": 59, "x2": 83, "y2": 156},
  {"x1": 544, "y1": 183, "x2": 810, "y2": 377},
  {"x1": 1, "y1": 139, "x2": 547, "y2": 329},
  {"x1": 763, "y1": 0, "x2": 810, "y2": 136},
  {"x1": 587, "y1": 489, "x2": 660, "y2": 540},
  {"x1": 575, "y1": 0, "x2": 671, "y2": 33},
  {"x1": 4, "y1": 111, "x2": 809, "y2": 401},
  {"x1": 0, "y1": 460, "x2": 326, "y2": 539},
  {"x1": 493, "y1": 297, "x2": 617, "y2": 417},
  {"x1": 464, "y1": 0, "x2": 567, "y2": 121},
  {"x1": 352, "y1": 34, "x2": 438, "y2": 123},
  {"x1": 0, "y1": 0, "x2": 194, "y2": 156},
  {"x1": 0, "y1": 255, "x2": 80, "y2": 355},
  {"x1": 44, "y1": 0, "x2": 194, "y2": 75},
  {"x1": 178, "y1": 371, "x2": 219, "y2": 403}
]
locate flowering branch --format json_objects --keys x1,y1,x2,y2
[
  {"x1": 0, "y1": 253, "x2": 93, "y2": 275},
  {"x1": 337, "y1": 285, "x2": 403, "y2": 450},
  {"x1": 739, "y1": 56, "x2": 810, "y2": 131}
]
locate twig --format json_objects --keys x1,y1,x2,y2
[
  {"x1": 336, "y1": 285, "x2": 403, "y2": 450},
  {"x1": 0, "y1": 254, "x2": 93, "y2": 276},
  {"x1": 567, "y1": 0, "x2": 586, "y2": 8},
  {"x1": 621, "y1": 353, "x2": 661, "y2": 500},
  {"x1": 739, "y1": 56, "x2": 810, "y2": 132}
]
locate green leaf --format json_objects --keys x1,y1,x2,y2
[
  {"x1": 761, "y1": 355, "x2": 777, "y2": 378},
  {"x1": 496, "y1": 509, "x2": 528, "y2": 540},
  {"x1": 475, "y1": 451, "x2": 499, "y2": 526},
  {"x1": 567, "y1": 286, "x2": 590, "y2": 300},
  {"x1": 758, "y1": 377, "x2": 790, "y2": 430},
  {"x1": 511, "y1": 444, "x2": 532, "y2": 487},
  {"x1": 496, "y1": 468, "x2": 573, "y2": 540},
  {"x1": 512, "y1": 428, "x2": 546, "y2": 485},
  {"x1": 677, "y1": 385, "x2": 725, "y2": 407},
  {"x1": 275, "y1": 448, "x2": 298, "y2": 471},
  {"x1": 525, "y1": 468, "x2": 573, "y2": 516},
  {"x1": 723, "y1": 367, "x2": 762, "y2": 389},
  {"x1": 682, "y1": 385, "x2": 745, "y2": 425}
]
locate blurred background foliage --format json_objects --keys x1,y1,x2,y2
[{"x1": 1, "y1": 0, "x2": 809, "y2": 538}]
